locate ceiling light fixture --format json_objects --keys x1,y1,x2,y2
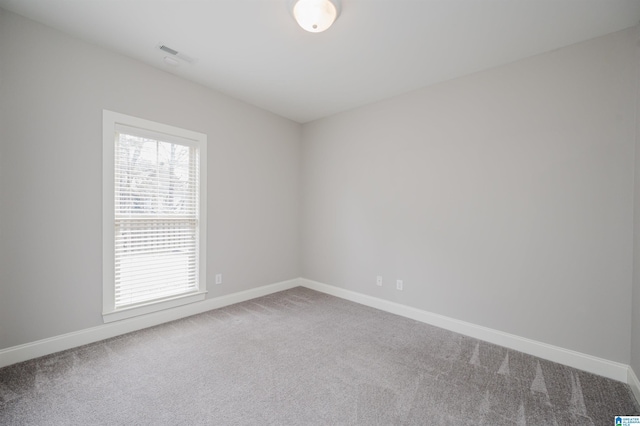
[{"x1": 291, "y1": 0, "x2": 341, "y2": 33}]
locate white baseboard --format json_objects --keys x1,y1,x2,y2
[
  {"x1": 0, "y1": 278, "x2": 302, "y2": 369},
  {"x1": 629, "y1": 366, "x2": 640, "y2": 405},
  {"x1": 300, "y1": 278, "x2": 630, "y2": 383}
]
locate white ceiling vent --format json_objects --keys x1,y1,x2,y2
[{"x1": 158, "y1": 44, "x2": 194, "y2": 64}]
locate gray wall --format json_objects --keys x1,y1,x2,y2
[
  {"x1": 301, "y1": 28, "x2": 637, "y2": 363},
  {"x1": 0, "y1": 8, "x2": 6, "y2": 352},
  {"x1": 0, "y1": 10, "x2": 301, "y2": 350},
  {"x1": 633, "y1": 37, "x2": 640, "y2": 377}
]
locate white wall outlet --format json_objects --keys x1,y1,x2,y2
[
  {"x1": 396, "y1": 280, "x2": 403, "y2": 290},
  {"x1": 376, "y1": 276, "x2": 383, "y2": 286},
  {"x1": 215, "y1": 273, "x2": 222, "y2": 285}
]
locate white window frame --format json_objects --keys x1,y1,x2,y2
[{"x1": 102, "y1": 110, "x2": 207, "y2": 323}]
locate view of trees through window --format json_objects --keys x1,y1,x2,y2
[{"x1": 115, "y1": 134, "x2": 194, "y2": 216}]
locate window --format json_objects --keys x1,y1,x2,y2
[{"x1": 103, "y1": 110, "x2": 207, "y2": 322}]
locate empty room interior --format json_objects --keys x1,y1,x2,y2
[{"x1": 2, "y1": 0, "x2": 640, "y2": 424}]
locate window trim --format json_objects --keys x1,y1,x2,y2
[{"x1": 102, "y1": 110, "x2": 207, "y2": 323}]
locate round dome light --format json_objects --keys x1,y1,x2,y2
[{"x1": 292, "y1": 0, "x2": 340, "y2": 33}]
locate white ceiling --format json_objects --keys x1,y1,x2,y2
[{"x1": 1, "y1": 0, "x2": 640, "y2": 123}]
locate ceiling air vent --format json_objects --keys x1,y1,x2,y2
[
  {"x1": 159, "y1": 45, "x2": 179, "y2": 56},
  {"x1": 157, "y1": 44, "x2": 194, "y2": 64}
]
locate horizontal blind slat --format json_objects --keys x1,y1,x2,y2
[
  {"x1": 115, "y1": 260, "x2": 196, "y2": 276},
  {"x1": 115, "y1": 276, "x2": 197, "y2": 293}
]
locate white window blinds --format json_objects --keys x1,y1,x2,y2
[{"x1": 113, "y1": 126, "x2": 200, "y2": 309}]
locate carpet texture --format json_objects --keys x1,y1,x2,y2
[{"x1": 0, "y1": 287, "x2": 638, "y2": 425}]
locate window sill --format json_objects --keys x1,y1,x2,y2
[{"x1": 102, "y1": 291, "x2": 207, "y2": 323}]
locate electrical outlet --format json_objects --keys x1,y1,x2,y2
[
  {"x1": 396, "y1": 280, "x2": 403, "y2": 290},
  {"x1": 215, "y1": 273, "x2": 222, "y2": 285},
  {"x1": 376, "y1": 276, "x2": 383, "y2": 286}
]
